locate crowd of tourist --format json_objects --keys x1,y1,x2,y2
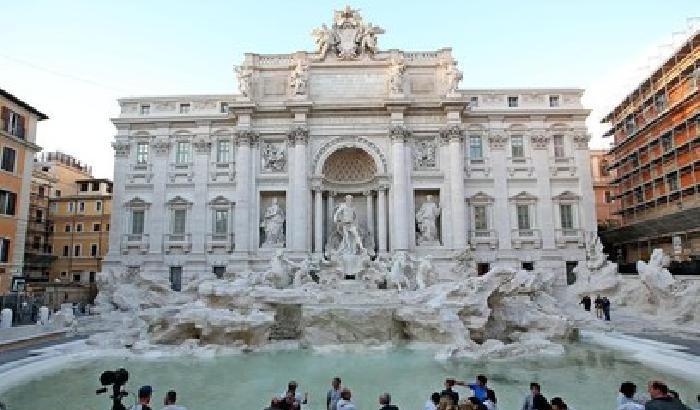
[
  {"x1": 579, "y1": 294, "x2": 612, "y2": 321},
  {"x1": 119, "y1": 376, "x2": 698, "y2": 410}
]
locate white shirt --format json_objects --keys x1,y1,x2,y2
[
  {"x1": 337, "y1": 398, "x2": 357, "y2": 410},
  {"x1": 616, "y1": 393, "x2": 644, "y2": 410},
  {"x1": 483, "y1": 399, "x2": 497, "y2": 410},
  {"x1": 423, "y1": 399, "x2": 437, "y2": 410},
  {"x1": 162, "y1": 405, "x2": 188, "y2": 410}
]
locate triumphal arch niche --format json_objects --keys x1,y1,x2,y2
[{"x1": 109, "y1": 5, "x2": 594, "y2": 282}]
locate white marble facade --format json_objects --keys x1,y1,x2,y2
[{"x1": 104, "y1": 7, "x2": 594, "y2": 284}]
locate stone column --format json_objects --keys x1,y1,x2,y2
[
  {"x1": 488, "y1": 132, "x2": 511, "y2": 249},
  {"x1": 574, "y1": 134, "x2": 596, "y2": 233},
  {"x1": 443, "y1": 125, "x2": 467, "y2": 249},
  {"x1": 233, "y1": 130, "x2": 256, "y2": 254},
  {"x1": 327, "y1": 192, "x2": 335, "y2": 242},
  {"x1": 107, "y1": 139, "x2": 130, "y2": 258},
  {"x1": 377, "y1": 186, "x2": 388, "y2": 253},
  {"x1": 289, "y1": 126, "x2": 309, "y2": 252},
  {"x1": 531, "y1": 134, "x2": 555, "y2": 249},
  {"x1": 365, "y1": 190, "x2": 374, "y2": 248},
  {"x1": 390, "y1": 125, "x2": 410, "y2": 251},
  {"x1": 149, "y1": 136, "x2": 171, "y2": 255},
  {"x1": 313, "y1": 188, "x2": 323, "y2": 254},
  {"x1": 191, "y1": 134, "x2": 211, "y2": 254}
]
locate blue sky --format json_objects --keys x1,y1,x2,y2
[{"x1": 2, "y1": 0, "x2": 698, "y2": 177}]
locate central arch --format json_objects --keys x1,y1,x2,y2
[
  {"x1": 312, "y1": 136, "x2": 388, "y2": 176},
  {"x1": 322, "y1": 147, "x2": 377, "y2": 184}
]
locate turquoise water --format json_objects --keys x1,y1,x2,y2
[{"x1": 1, "y1": 343, "x2": 699, "y2": 410}]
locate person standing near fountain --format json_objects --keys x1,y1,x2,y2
[
  {"x1": 378, "y1": 392, "x2": 399, "y2": 410},
  {"x1": 131, "y1": 385, "x2": 153, "y2": 410},
  {"x1": 424, "y1": 392, "x2": 441, "y2": 410},
  {"x1": 441, "y1": 379, "x2": 459, "y2": 406},
  {"x1": 456, "y1": 375, "x2": 488, "y2": 402},
  {"x1": 161, "y1": 390, "x2": 187, "y2": 410},
  {"x1": 521, "y1": 382, "x2": 549, "y2": 410},
  {"x1": 337, "y1": 388, "x2": 357, "y2": 410},
  {"x1": 327, "y1": 377, "x2": 342, "y2": 410}
]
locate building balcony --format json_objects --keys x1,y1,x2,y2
[
  {"x1": 1, "y1": 119, "x2": 25, "y2": 140},
  {"x1": 209, "y1": 161, "x2": 236, "y2": 182},
  {"x1": 465, "y1": 157, "x2": 491, "y2": 177},
  {"x1": 506, "y1": 157, "x2": 534, "y2": 177},
  {"x1": 168, "y1": 163, "x2": 194, "y2": 183},
  {"x1": 469, "y1": 229, "x2": 498, "y2": 249},
  {"x1": 206, "y1": 233, "x2": 235, "y2": 253},
  {"x1": 554, "y1": 228, "x2": 585, "y2": 248},
  {"x1": 164, "y1": 233, "x2": 192, "y2": 253},
  {"x1": 511, "y1": 228, "x2": 542, "y2": 249},
  {"x1": 121, "y1": 233, "x2": 150, "y2": 254},
  {"x1": 127, "y1": 163, "x2": 154, "y2": 185},
  {"x1": 550, "y1": 156, "x2": 577, "y2": 177}
]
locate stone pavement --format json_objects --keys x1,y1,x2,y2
[{"x1": 0, "y1": 324, "x2": 67, "y2": 351}]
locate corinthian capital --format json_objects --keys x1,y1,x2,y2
[
  {"x1": 389, "y1": 124, "x2": 411, "y2": 142},
  {"x1": 439, "y1": 124, "x2": 464, "y2": 144},
  {"x1": 235, "y1": 129, "x2": 259, "y2": 146},
  {"x1": 530, "y1": 135, "x2": 550, "y2": 150},
  {"x1": 111, "y1": 141, "x2": 130, "y2": 158},
  {"x1": 573, "y1": 134, "x2": 591, "y2": 150},
  {"x1": 193, "y1": 135, "x2": 211, "y2": 153},
  {"x1": 287, "y1": 125, "x2": 309, "y2": 145},
  {"x1": 152, "y1": 138, "x2": 171, "y2": 155},
  {"x1": 487, "y1": 133, "x2": 508, "y2": 150}
]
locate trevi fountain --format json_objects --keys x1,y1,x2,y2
[{"x1": 1, "y1": 6, "x2": 699, "y2": 410}]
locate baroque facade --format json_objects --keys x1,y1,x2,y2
[{"x1": 105, "y1": 8, "x2": 595, "y2": 285}]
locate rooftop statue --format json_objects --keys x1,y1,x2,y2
[{"x1": 311, "y1": 6, "x2": 385, "y2": 60}]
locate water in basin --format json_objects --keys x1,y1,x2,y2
[{"x1": 1, "y1": 343, "x2": 698, "y2": 410}]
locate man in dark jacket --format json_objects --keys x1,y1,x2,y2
[
  {"x1": 579, "y1": 295, "x2": 591, "y2": 311},
  {"x1": 645, "y1": 381, "x2": 691, "y2": 410},
  {"x1": 441, "y1": 379, "x2": 459, "y2": 405},
  {"x1": 378, "y1": 393, "x2": 399, "y2": 410}
]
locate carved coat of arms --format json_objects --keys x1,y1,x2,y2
[{"x1": 311, "y1": 6, "x2": 384, "y2": 60}]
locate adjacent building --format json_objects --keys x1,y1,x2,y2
[
  {"x1": 590, "y1": 149, "x2": 620, "y2": 231},
  {"x1": 105, "y1": 8, "x2": 595, "y2": 287},
  {"x1": 601, "y1": 29, "x2": 699, "y2": 268},
  {"x1": 0, "y1": 89, "x2": 47, "y2": 294},
  {"x1": 23, "y1": 163, "x2": 57, "y2": 281}
]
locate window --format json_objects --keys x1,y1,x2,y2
[
  {"x1": 62, "y1": 245, "x2": 69, "y2": 257},
  {"x1": 507, "y1": 96, "x2": 519, "y2": 107},
  {"x1": 136, "y1": 142, "x2": 149, "y2": 164},
  {"x1": 473, "y1": 206, "x2": 487, "y2": 230},
  {"x1": 106, "y1": 223, "x2": 110, "y2": 231},
  {"x1": 605, "y1": 191, "x2": 613, "y2": 203},
  {"x1": 477, "y1": 263, "x2": 490, "y2": 276},
  {"x1": 74, "y1": 245, "x2": 81, "y2": 257},
  {"x1": 654, "y1": 92, "x2": 666, "y2": 113},
  {"x1": 3, "y1": 109, "x2": 25, "y2": 138},
  {"x1": 170, "y1": 266, "x2": 182, "y2": 291},
  {"x1": 469, "y1": 96, "x2": 479, "y2": 107},
  {"x1": 179, "y1": 103, "x2": 190, "y2": 114},
  {"x1": 560, "y1": 204, "x2": 574, "y2": 229},
  {"x1": 511, "y1": 135, "x2": 524, "y2": 158},
  {"x1": 172, "y1": 209, "x2": 187, "y2": 234},
  {"x1": 216, "y1": 140, "x2": 231, "y2": 163},
  {"x1": 61, "y1": 272, "x2": 67, "y2": 277},
  {"x1": 634, "y1": 187, "x2": 644, "y2": 203},
  {"x1": 667, "y1": 172, "x2": 679, "y2": 191},
  {"x1": 50, "y1": 203, "x2": 57, "y2": 212},
  {"x1": 220, "y1": 102, "x2": 229, "y2": 114},
  {"x1": 38, "y1": 186, "x2": 45, "y2": 197},
  {"x1": 213, "y1": 266, "x2": 225, "y2": 279},
  {"x1": 522, "y1": 262, "x2": 534, "y2": 271},
  {"x1": 93, "y1": 223, "x2": 101, "y2": 232},
  {"x1": 92, "y1": 182, "x2": 100, "y2": 191},
  {"x1": 96, "y1": 201, "x2": 102, "y2": 211},
  {"x1": 516, "y1": 204, "x2": 530, "y2": 230},
  {"x1": 0, "y1": 190, "x2": 16, "y2": 215},
  {"x1": 630, "y1": 152, "x2": 639, "y2": 167},
  {"x1": 73, "y1": 273, "x2": 81, "y2": 282},
  {"x1": 553, "y1": 135, "x2": 565, "y2": 158},
  {"x1": 625, "y1": 115, "x2": 636, "y2": 134},
  {"x1": 76, "y1": 223, "x2": 83, "y2": 232},
  {"x1": 32, "y1": 236, "x2": 41, "y2": 250},
  {"x1": 214, "y1": 209, "x2": 229, "y2": 234},
  {"x1": 549, "y1": 95, "x2": 560, "y2": 107},
  {"x1": 131, "y1": 210, "x2": 145, "y2": 235},
  {"x1": 49, "y1": 225, "x2": 55, "y2": 233},
  {"x1": 36, "y1": 209, "x2": 43, "y2": 222},
  {"x1": 0, "y1": 239, "x2": 9, "y2": 262},
  {"x1": 55, "y1": 189, "x2": 61, "y2": 197},
  {"x1": 79, "y1": 202, "x2": 85, "y2": 212},
  {"x1": 90, "y1": 244, "x2": 98, "y2": 257},
  {"x1": 80, "y1": 182, "x2": 88, "y2": 192},
  {"x1": 140, "y1": 104, "x2": 150, "y2": 115},
  {"x1": 1, "y1": 147, "x2": 16, "y2": 172},
  {"x1": 661, "y1": 133, "x2": 673, "y2": 152},
  {"x1": 68, "y1": 202, "x2": 74, "y2": 212},
  {"x1": 175, "y1": 142, "x2": 191, "y2": 164},
  {"x1": 65, "y1": 224, "x2": 71, "y2": 232},
  {"x1": 469, "y1": 135, "x2": 483, "y2": 159},
  {"x1": 600, "y1": 160, "x2": 610, "y2": 176}
]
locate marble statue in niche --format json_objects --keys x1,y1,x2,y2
[
  {"x1": 261, "y1": 198, "x2": 285, "y2": 247},
  {"x1": 261, "y1": 141, "x2": 286, "y2": 172},
  {"x1": 413, "y1": 139, "x2": 437, "y2": 169},
  {"x1": 416, "y1": 195, "x2": 441, "y2": 245}
]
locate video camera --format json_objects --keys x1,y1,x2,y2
[{"x1": 96, "y1": 368, "x2": 129, "y2": 410}]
